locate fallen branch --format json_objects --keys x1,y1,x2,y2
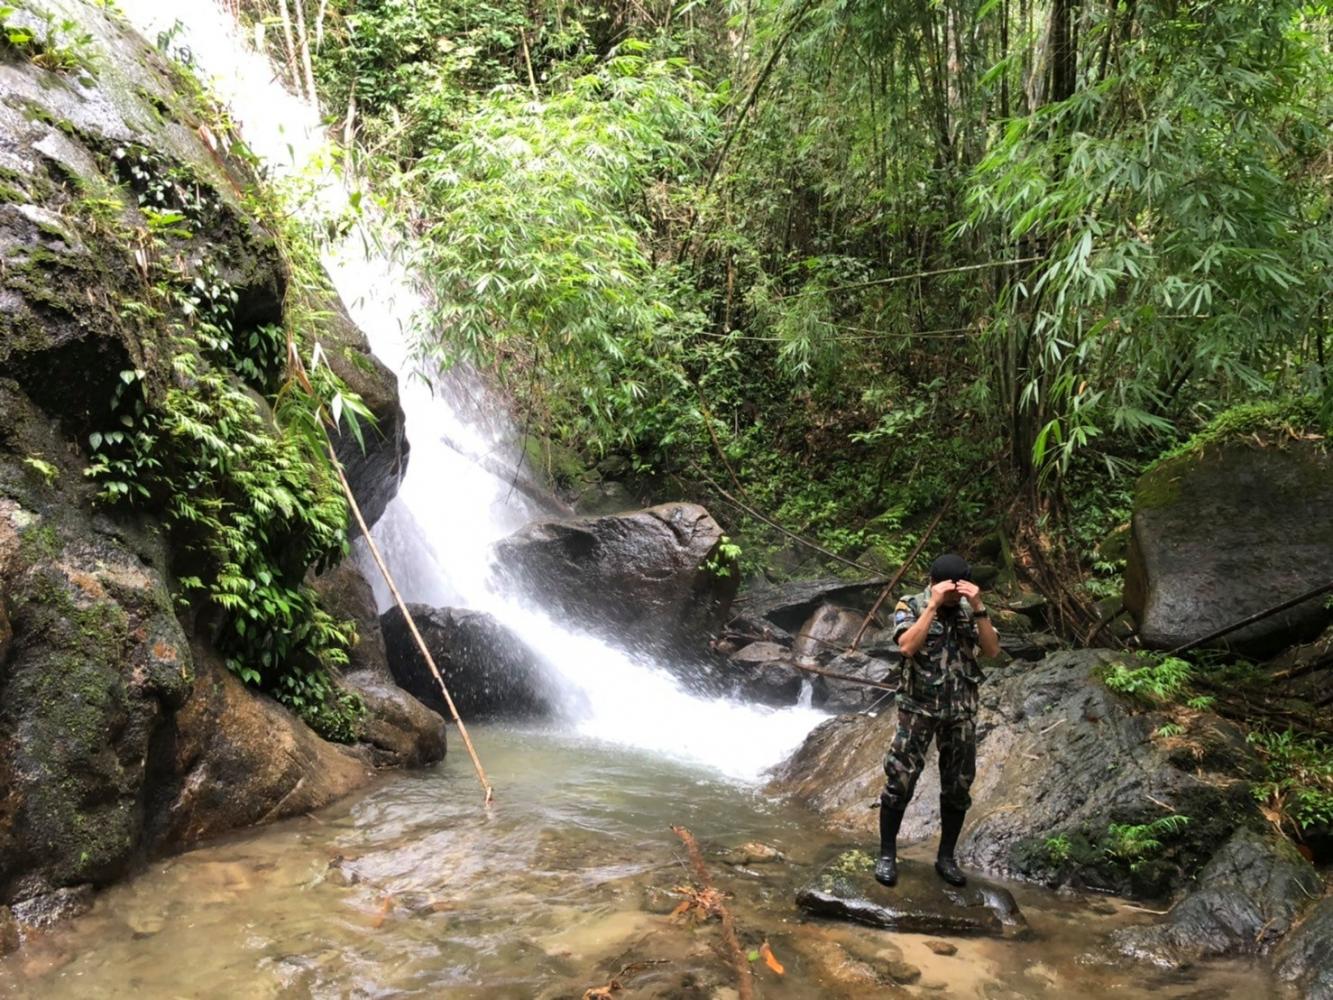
[{"x1": 671, "y1": 826, "x2": 753, "y2": 1000}]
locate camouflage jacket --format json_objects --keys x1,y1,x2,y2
[{"x1": 891, "y1": 590, "x2": 989, "y2": 720}]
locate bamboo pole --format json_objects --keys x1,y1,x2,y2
[
  {"x1": 291, "y1": 0, "x2": 319, "y2": 108},
  {"x1": 287, "y1": 339, "x2": 494, "y2": 803},
  {"x1": 274, "y1": 0, "x2": 304, "y2": 99}
]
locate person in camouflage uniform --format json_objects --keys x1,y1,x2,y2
[{"x1": 874, "y1": 553, "x2": 1001, "y2": 888}]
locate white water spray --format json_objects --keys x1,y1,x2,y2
[{"x1": 119, "y1": 0, "x2": 826, "y2": 781}]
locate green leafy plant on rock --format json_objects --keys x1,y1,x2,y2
[
  {"x1": 1248, "y1": 728, "x2": 1333, "y2": 841},
  {"x1": 1101, "y1": 653, "x2": 1194, "y2": 705},
  {"x1": 1103, "y1": 815, "x2": 1191, "y2": 874}
]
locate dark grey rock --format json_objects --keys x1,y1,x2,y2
[
  {"x1": 1124, "y1": 441, "x2": 1333, "y2": 657},
  {"x1": 342, "y1": 670, "x2": 447, "y2": 768},
  {"x1": 725, "y1": 642, "x2": 805, "y2": 706},
  {"x1": 1111, "y1": 827, "x2": 1322, "y2": 967},
  {"x1": 494, "y1": 503, "x2": 737, "y2": 659},
  {"x1": 769, "y1": 650, "x2": 1263, "y2": 899},
  {"x1": 1274, "y1": 896, "x2": 1333, "y2": 1000},
  {"x1": 381, "y1": 604, "x2": 556, "y2": 720},
  {"x1": 812, "y1": 651, "x2": 898, "y2": 714},
  {"x1": 733, "y1": 576, "x2": 891, "y2": 633},
  {"x1": 795, "y1": 849, "x2": 1027, "y2": 938},
  {"x1": 318, "y1": 292, "x2": 408, "y2": 534}
]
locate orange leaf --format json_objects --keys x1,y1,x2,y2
[{"x1": 760, "y1": 941, "x2": 785, "y2": 975}]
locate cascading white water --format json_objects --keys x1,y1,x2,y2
[{"x1": 119, "y1": 0, "x2": 826, "y2": 781}]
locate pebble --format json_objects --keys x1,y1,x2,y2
[{"x1": 924, "y1": 939, "x2": 958, "y2": 956}]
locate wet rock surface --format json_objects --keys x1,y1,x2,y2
[
  {"x1": 731, "y1": 577, "x2": 889, "y2": 633},
  {"x1": 796, "y1": 849, "x2": 1028, "y2": 938},
  {"x1": 381, "y1": 604, "x2": 558, "y2": 719},
  {"x1": 770, "y1": 649, "x2": 1263, "y2": 899},
  {"x1": 494, "y1": 503, "x2": 737, "y2": 659},
  {"x1": 1124, "y1": 440, "x2": 1333, "y2": 656},
  {"x1": 1273, "y1": 895, "x2": 1333, "y2": 1000},
  {"x1": 1110, "y1": 827, "x2": 1322, "y2": 968}
]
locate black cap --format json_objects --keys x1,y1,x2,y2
[{"x1": 929, "y1": 553, "x2": 972, "y2": 583}]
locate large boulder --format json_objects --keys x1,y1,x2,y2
[
  {"x1": 0, "y1": 386, "x2": 194, "y2": 906},
  {"x1": 769, "y1": 650, "x2": 1263, "y2": 899},
  {"x1": 1111, "y1": 827, "x2": 1322, "y2": 968},
  {"x1": 493, "y1": 503, "x2": 738, "y2": 658},
  {"x1": 732, "y1": 576, "x2": 890, "y2": 634},
  {"x1": 141, "y1": 643, "x2": 373, "y2": 853},
  {"x1": 1273, "y1": 895, "x2": 1333, "y2": 1000},
  {"x1": 381, "y1": 604, "x2": 557, "y2": 720},
  {"x1": 1124, "y1": 441, "x2": 1333, "y2": 657}
]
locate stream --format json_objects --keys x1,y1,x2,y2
[
  {"x1": 0, "y1": 725, "x2": 1274, "y2": 998},
  {"x1": 0, "y1": 2, "x2": 1283, "y2": 996}
]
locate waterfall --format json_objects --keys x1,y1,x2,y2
[{"x1": 118, "y1": 0, "x2": 826, "y2": 782}]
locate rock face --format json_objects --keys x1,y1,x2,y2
[
  {"x1": 1111, "y1": 827, "x2": 1322, "y2": 968},
  {"x1": 1274, "y1": 896, "x2": 1333, "y2": 1000},
  {"x1": 382, "y1": 604, "x2": 557, "y2": 719},
  {"x1": 0, "y1": 387, "x2": 194, "y2": 905},
  {"x1": 769, "y1": 650, "x2": 1262, "y2": 899},
  {"x1": 0, "y1": 0, "x2": 421, "y2": 923},
  {"x1": 796, "y1": 849, "x2": 1027, "y2": 938},
  {"x1": 493, "y1": 503, "x2": 738, "y2": 659},
  {"x1": 318, "y1": 293, "x2": 408, "y2": 533},
  {"x1": 0, "y1": 386, "x2": 380, "y2": 913},
  {"x1": 1124, "y1": 441, "x2": 1333, "y2": 656},
  {"x1": 732, "y1": 577, "x2": 890, "y2": 633},
  {"x1": 142, "y1": 643, "x2": 373, "y2": 851}
]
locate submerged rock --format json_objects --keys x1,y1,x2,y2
[
  {"x1": 769, "y1": 650, "x2": 1262, "y2": 899},
  {"x1": 1124, "y1": 440, "x2": 1333, "y2": 657},
  {"x1": 143, "y1": 643, "x2": 373, "y2": 853},
  {"x1": 795, "y1": 849, "x2": 1027, "y2": 938},
  {"x1": 1111, "y1": 827, "x2": 1322, "y2": 968},
  {"x1": 494, "y1": 503, "x2": 737, "y2": 660},
  {"x1": 381, "y1": 604, "x2": 557, "y2": 720}
]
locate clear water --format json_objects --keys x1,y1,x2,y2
[{"x1": 0, "y1": 727, "x2": 1274, "y2": 998}]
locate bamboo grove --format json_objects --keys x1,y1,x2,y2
[{"x1": 234, "y1": 0, "x2": 1333, "y2": 588}]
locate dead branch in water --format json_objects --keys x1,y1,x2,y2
[{"x1": 670, "y1": 825, "x2": 753, "y2": 1000}]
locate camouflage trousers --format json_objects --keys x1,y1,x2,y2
[{"x1": 882, "y1": 708, "x2": 976, "y2": 812}]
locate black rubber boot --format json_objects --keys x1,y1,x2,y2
[
  {"x1": 874, "y1": 799, "x2": 906, "y2": 887},
  {"x1": 935, "y1": 806, "x2": 968, "y2": 887}
]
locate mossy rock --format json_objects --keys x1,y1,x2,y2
[{"x1": 1124, "y1": 439, "x2": 1333, "y2": 657}]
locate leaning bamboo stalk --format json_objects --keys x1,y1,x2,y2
[
  {"x1": 286, "y1": 338, "x2": 494, "y2": 803},
  {"x1": 275, "y1": 0, "x2": 304, "y2": 99},
  {"x1": 332, "y1": 452, "x2": 495, "y2": 804}
]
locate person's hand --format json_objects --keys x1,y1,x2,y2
[
  {"x1": 956, "y1": 580, "x2": 983, "y2": 610},
  {"x1": 928, "y1": 580, "x2": 957, "y2": 608}
]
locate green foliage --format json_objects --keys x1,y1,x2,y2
[
  {"x1": 82, "y1": 127, "x2": 367, "y2": 742},
  {"x1": 704, "y1": 534, "x2": 743, "y2": 578},
  {"x1": 1248, "y1": 728, "x2": 1333, "y2": 838},
  {"x1": 1102, "y1": 654, "x2": 1193, "y2": 705},
  {"x1": 1042, "y1": 833, "x2": 1072, "y2": 865},
  {"x1": 1103, "y1": 815, "x2": 1191, "y2": 873},
  {"x1": 1, "y1": 3, "x2": 99, "y2": 80},
  {"x1": 21, "y1": 455, "x2": 57, "y2": 484},
  {"x1": 1148, "y1": 396, "x2": 1326, "y2": 470},
  {"x1": 1154, "y1": 722, "x2": 1184, "y2": 740}
]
